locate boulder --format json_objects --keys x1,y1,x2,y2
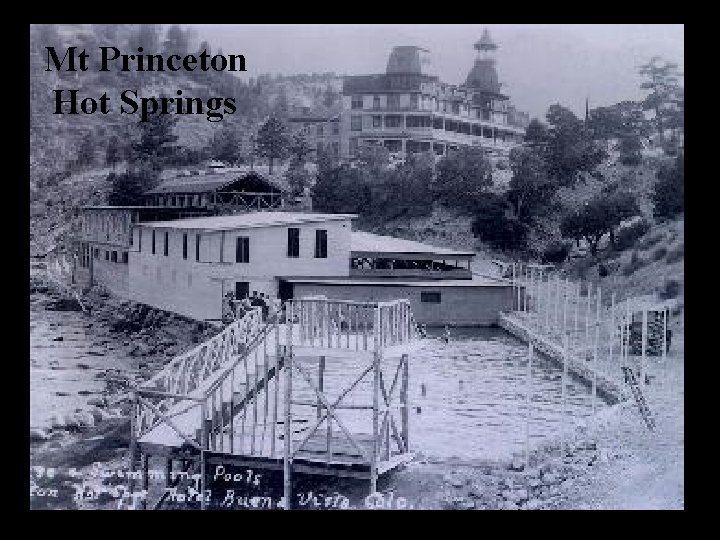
[
  {"x1": 87, "y1": 397, "x2": 106, "y2": 408},
  {"x1": 50, "y1": 414, "x2": 65, "y2": 430},
  {"x1": 444, "y1": 472, "x2": 467, "y2": 488},
  {"x1": 542, "y1": 472, "x2": 560, "y2": 485},
  {"x1": 30, "y1": 427, "x2": 50, "y2": 442},
  {"x1": 468, "y1": 483, "x2": 485, "y2": 499}
]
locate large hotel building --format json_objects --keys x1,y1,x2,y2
[{"x1": 339, "y1": 29, "x2": 529, "y2": 160}]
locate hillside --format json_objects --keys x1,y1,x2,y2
[{"x1": 30, "y1": 24, "x2": 342, "y2": 256}]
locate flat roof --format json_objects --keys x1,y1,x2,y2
[
  {"x1": 283, "y1": 275, "x2": 509, "y2": 288},
  {"x1": 351, "y1": 231, "x2": 475, "y2": 258},
  {"x1": 137, "y1": 212, "x2": 357, "y2": 231}
]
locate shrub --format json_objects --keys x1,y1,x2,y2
[
  {"x1": 598, "y1": 263, "x2": 609, "y2": 277},
  {"x1": 651, "y1": 246, "x2": 668, "y2": 261},
  {"x1": 665, "y1": 242, "x2": 684, "y2": 264},
  {"x1": 638, "y1": 230, "x2": 665, "y2": 250},
  {"x1": 615, "y1": 219, "x2": 651, "y2": 251},
  {"x1": 542, "y1": 242, "x2": 570, "y2": 264},
  {"x1": 658, "y1": 278, "x2": 682, "y2": 300},
  {"x1": 622, "y1": 251, "x2": 646, "y2": 276},
  {"x1": 653, "y1": 154, "x2": 684, "y2": 219}
]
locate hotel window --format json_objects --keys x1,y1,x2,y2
[
  {"x1": 195, "y1": 234, "x2": 201, "y2": 261},
  {"x1": 151, "y1": 231, "x2": 156, "y2": 254},
  {"x1": 373, "y1": 95, "x2": 381, "y2": 109},
  {"x1": 236, "y1": 236, "x2": 250, "y2": 263},
  {"x1": 122, "y1": 252, "x2": 128, "y2": 264},
  {"x1": 384, "y1": 115, "x2": 403, "y2": 128},
  {"x1": 105, "y1": 250, "x2": 109, "y2": 261},
  {"x1": 387, "y1": 94, "x2": 400, "y2": 109},
  {"x1": 94, "y1": 248, "x2": 99, "y2": 259},
  {"x1": 433, "y1": 116, "x2": 444, "y2": 129},
  {"x1": 164, "y1": 231, "x2": 169, "y2": 256},
  {"x1": 372, "y1": 115, "x2": 382, "y2": 129},
  {"x1": 314, "y1": 229, "x2": 328, "y2": 259},
  {"x1": 111, "y1": 251, "x2": 117, "y2": 263},
  {"x1": 332, "y1": 123, "x2": 339, "y2": 135},
  {"x1": 351, "y1": 95, "x2": 363, "y2": 109},
  {"x1": 182, "y1": 233, "x2": 188, "y2": 260},
  {"x1": 410, "y1": 94, "x2": 419, "y2": 109},
  {"x1": 420, "y1": 291, "x2": 441, "y2": 303},
  {"x1": 351, "y1": 115, "x2": 362, "y2": 131},
  {"x1": 287, "y1": 228, "x2": 300, "y2": 258},
  {"x1": 451, "y1": 103, "x2": 460, "y2": 115},
  {"x1": 384, "y1": 140, "x2": 402, "y2": 153},
  {"x1": 317, "y1": 125, "x2": 324, "y2": 137}
]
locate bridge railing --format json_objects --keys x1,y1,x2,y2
[{"x1": 289, "y1": 297, "x2": 417, "y2": 352}]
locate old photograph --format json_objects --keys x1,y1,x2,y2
[{"x1": 29, "y1": 23, "x2": 684, "y2": 510}]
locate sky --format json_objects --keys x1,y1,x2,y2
[{"x1": 188, "y1": 24, "x2": 684, "y2": 120}]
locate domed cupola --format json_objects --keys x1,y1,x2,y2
[{"x1": 465, "y1": 28, "x2": 502, "y2": 94}]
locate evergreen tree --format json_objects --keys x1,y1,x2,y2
[
  {"x1": 256, "y1": 115, "x2": 289, "y2": 173},
  {"x1": 434, "y1": 146, "x2": 493, "y2": 211}
]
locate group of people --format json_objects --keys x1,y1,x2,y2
[{"x1": 223, "y1": 290, "x2": 276, "y2": 324}]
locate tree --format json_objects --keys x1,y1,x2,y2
[
  {"x1": 163, "y1": 25, "x2": 190, "y2": 56},
  {"x1": 524, "y1": 118, "x2": 549, "y2": 147},
  {"x1": 75, "y1": 132, "x2": 96, "y2": 169},
  {"x1": 544, "y1": 104, "x2": 607, "y2": 187},
  {"x1": 506, "y1": 146, "x2": 556, "y2": 223},
  {"x1": 107, "y1": 172, "x2": 147, "y2": 206},
  {"x1": 618, "y1": 135, "x2": 643, "y2": 166},
  {"x1": 210, "y1": 125, "x2": 242, "y2": 164},
  {"x1": 289, "y1": 131, "x2": 312, "y2": 166},
  {"x1": 129, "y1": 24, "x2": 161, "y2": 52},
  {"x1": 653, "y1": 153, "x2": 684, "y2": 219},
  {"x1": 639, "y1": 56, "x2": 683, "y2": 141},
  {"x1": 256, "y1": 116, "x2": 289, "y2": 173},
  {"x1": 285, "y1": 164, "x2": 313, "y2": 198},
  {"x1": 106, "y1": 134, "x2": 122, "y2": 169},
  {"x1": 471, "y1": 192, "x2": 529, "y2": 251},
  {"x1": 123, "y1": 111, "x2": 179, "y2": 201},
  {"x1": 433, "y1": 146, "x2": 493, "y2": 211},
  {"x1": 560, "y1": 190, "x2": 639, "y2": 255},
  {"x1": 312, "y1": 163, "x2": 371, "y2": 214},
  {"x1": 372, "y1": 152, "x2": 434, "y2": 218}
]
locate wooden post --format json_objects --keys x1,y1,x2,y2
[
  {"x1": 593, "y1": 288, "x2": 601, "y2": 413},
  {"x1": 128, "y1": 392, "x2": 137, "y2": 495},
  {"x1": 525, "y1": 341, "x2": 533, "y2": 469},
  {"x1": 271, "y1": 313, "x2": 280, "y2": 458},
  {"x1": 562, "y1": 279, "x2": 569, "y2": 344},
  {"x1": 544, "y1": 274, "x2": 550, "y2": 332},
  {"x1": 283, "y1": 302, "x2": 293, "y2": 510},
  {"x1": 554, "y1": 275, "x2": 560, "y2": 332},
  {"x1": 663, "y1": 306, "x2": 668, "y2": 363},
  {"x1": 610, "y1": 293, "x2": 616, "y2": 372},
  {"x1": 141, "y1": 453, "x2": 149, "y2": 510},
  {"x1": 513, "y1": 263, "x2": 519, "y2": 311},
  {"x1": 200, "y1": 398, "x2": 207, "y2": 510},
  {"x1": 371, "y1": 308, "x2": 381, "y2": 495},
  {"x1": 641, "y1": 309, "x2": 648, "y2": 385},
  {"x1": 401, "y1": 353, "x2": 409, "y2": 453},
  {"x1": 523, "y1": 267, "x2": 528, "y2": 313},
  {"x1": 585, "y1": 282, "x2": 592, "y2": 357},
  {"x1": 573, "y1": 282, "x2": 580, "y2": 351},
  {"x1": 561, "y1": 332, "x2": 569, "y2": 456}
]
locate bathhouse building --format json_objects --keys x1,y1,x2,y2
[{"x1": 126, "y1": 212, "x2": 514, "y2": 326}]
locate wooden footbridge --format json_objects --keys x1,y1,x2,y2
[{"x1": 130, "y1": 298, "x2": 420, "y2": 509}]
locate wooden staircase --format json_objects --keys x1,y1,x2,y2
[{"x1": 622, "y1": 366, "x2": 656, "y2": 432}]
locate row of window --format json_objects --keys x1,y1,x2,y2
[
  {"x1": 93, "y1": 248, "x2": 129, "y2": 264},
  {"x1": 350, "y1": 94, "x2": 508, "y2": 117},
  {"x1": 350, "y1": 114, "x2": 514, "y2": 139},
  {"x1": 139, "y1": 228, "x2": 329, "y2": 262}
]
